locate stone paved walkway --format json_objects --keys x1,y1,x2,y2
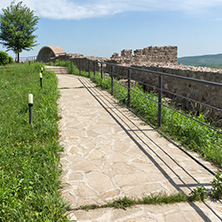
[{"x1": 46, "y1": 66, "x2": 222, "y2": 221}]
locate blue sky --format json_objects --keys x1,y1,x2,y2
[{"x1": 1, "y1": 0, "x2": 222, "y2": 59}]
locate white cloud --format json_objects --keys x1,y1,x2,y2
[{"x1": 1, "y1": 0, "x2": 222, "y2": 20}]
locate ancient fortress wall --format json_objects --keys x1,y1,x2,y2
[
  {"x1": 58, "y1": 46, "x2": 222, "y2": 112},
  {"x1": 110, "y1": 46, "x2": 177, "y2": 65},
  {"x1": 108, "y1": 64, "x2": 222, "y2": 114}
]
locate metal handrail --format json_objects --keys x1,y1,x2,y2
[{"x1": 26, "y1": 54, "x2": 222, "y2": 133}]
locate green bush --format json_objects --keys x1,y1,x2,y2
[{"x1": 0, "y1": 51, "x2": 9, "y2": 65}]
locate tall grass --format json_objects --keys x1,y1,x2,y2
[
  {"x1": 46, "y1": 59, "x2": 67, "y2": 68},
  {"x1": 64, "y1": 61, "x2": 222, "y2": 168},
  {"x1": 0, "y1": 63, "x2": 68, "y2": 221},
  {"x1": 128, "y1": 85, "x2": 222, "y2": 166}
]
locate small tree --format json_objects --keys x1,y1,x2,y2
[{"x1": 0, "y1": 1, "x2": 39, "y2": 62}]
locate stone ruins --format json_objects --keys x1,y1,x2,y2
[
  {"x1": 110, "y1": 46, "x2": 177, "y2": 65},
  {"x1": 45, "y1": 45, "x2": 222, "y2": 115}
]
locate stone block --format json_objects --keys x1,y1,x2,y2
[
  {"x1": 121, "y1": 49, "x2": 132, "y2": 58},
  {"x1": 134, "y1": 49, "x2": 143, "y2": 56}
]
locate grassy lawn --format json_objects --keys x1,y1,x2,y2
[
  {"x1": 1, "y1": 61, "x2": 221, "y2": 221},
  {"x1": 0, "y1": 63, "x2": 68, "y2": 221}
]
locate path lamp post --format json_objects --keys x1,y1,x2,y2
[
  {"x1": 40, "y1": 72, "x2": 43, "y2": 88},
  {"x1": 28, "y1": 94, "x2": 33, "y2": 124}
]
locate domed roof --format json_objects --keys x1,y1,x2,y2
[{"x1": 37, "y1": 46, "x2": 66, "y2": 62}]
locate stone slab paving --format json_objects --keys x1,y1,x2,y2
[
  {"x1": 46, "y1": 66, "x2": 222, "y2": 221},
  {"x1": 73, "y1": 201, "x2": 222, "y2": 222}
]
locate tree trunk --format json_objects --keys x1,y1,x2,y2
[{"x1": 17, "y1": 52, "x2": 19, "y2": 63}]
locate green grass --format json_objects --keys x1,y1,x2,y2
[
  {"x1": 73, "y1": 191, "x2": 207, "y2": 211},
  {"x1": 119, "y1": 85, "x2": 222, "y2": 168},
  {"x1": 207, "y1": 65, "x2": 222, "y2": 69},
  {"x1": 0, "y1": 63, "x2": 68, "y2": 221},
  {"x1": 1, "y1": 61, "x2": 220, "y2": 221},
  {"x1": 63, "y1": 61, "x2": 222, "y2": 168},
  {"x1": 46, "y1": 59, "x2": 67, "y2": 68}
]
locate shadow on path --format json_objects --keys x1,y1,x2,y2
[{"x1": 79, "y1": 77, "x2": 221, "y2": 222}]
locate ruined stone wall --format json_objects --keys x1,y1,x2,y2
[
  {"x1": 68, "y1": 55, "x2": 104, "y2": 72},
  {"x1": 52, "y1": 47, "x2": 222, "y2": 117},
  {"x1": 67, "y1": 56, "x2": 222, "y2": 113},
  {"x1": 110, "y1": 46, "x2": 177, "y2": 65},
  {"x1": 108, "y1": 64, "x2": 222, "y2": 112}
]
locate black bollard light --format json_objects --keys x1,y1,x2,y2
[
  {"x1": 29, "y1": 59, "x2": 31, "y2": 66},
  {"x1": 41, "y1": 67, "x2": 43, "y2": 73},
  {"x1": 40, "y1": 72, "x2": 43, "y2": 88},
  {"x1": 28, "y1": 94, "x2": 33, "y2": 124}
]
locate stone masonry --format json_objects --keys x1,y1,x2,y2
[
  {"x1": 110, "y1": 46, "x2": 178, "y2": 65},
  {"x1": 50, "y1": 46, "x2": 222, "y2": 114}
]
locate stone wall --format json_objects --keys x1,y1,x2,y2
[
  {"x1": 52, "y1": 46, "x2": 222, "y2": 119},
  {"x1": 110, "y1": 46, "x2": 177, "y2": 65},
  {"x1": 67, "y1": 55, "x2": 104, "y2": 72},
  {"x1": 108, "y1": 64, "x2": 222, "y2": 114}
]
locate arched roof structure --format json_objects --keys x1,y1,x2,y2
[{"x1": 37, "y1": 46, "x2": 66, "y2": 62}]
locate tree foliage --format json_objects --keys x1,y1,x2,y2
[
  {"x1": 0, "y1": 1, "x2": 39, "y2": 61},
  {"x1": 0, "y1": 51, "x2": 9, "y2": 65}
]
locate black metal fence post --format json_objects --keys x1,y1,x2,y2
[
  {"x1": 88, "y1": 60, "x2": 90, "y2": 78},
  {"x1": 79, "y1": 59, "x2": 81, "y2": 75},
  {"x1": 128, "y1": 69, "x2": 131, "y2": 107},
  {"x1": 196, "y1": 103, "x2": 200, "y2": 116},
  {"x1": 71, "y1": 59, "x2": 73, "y2": 73},
  {"x1": 94, "y1": 61, "x2": 96, "y2": 76},
  {"x1": 158, "y1": 75, "x2": 162, "y2": 127},
  {"x1": 111, "y1": 66, "x2": 114, "y2": 95},
  {"x1": 101, "y1": 63, "x2": 103, "y2": 80}
]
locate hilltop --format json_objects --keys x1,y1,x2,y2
[{"x1": 178, "y1": 53, "x2": 222, "y2": 67}]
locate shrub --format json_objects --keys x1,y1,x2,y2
[
  {"x1": 211, "y1": 172, "x2": 222, "y2": 199},
  {"x1": 0, "y1": 51, "x2": 9, "y2": 65}
]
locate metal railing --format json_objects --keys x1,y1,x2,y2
[
  {"x1": 75, "y1": 58, "x2": 222, "y2": 135},
  {"x1": 19, "y1": 56, "x2": 37, "y2": 62},
  {"x1": 29, "y1": 54, "x2": 222, "y2": 134},
  {"x1": 19, "y1": 54, "x2": 221, "y2": 177}
]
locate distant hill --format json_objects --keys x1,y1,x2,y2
[{"x1": 178, "y1": 53, "x2": 222, "y2": 67}]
